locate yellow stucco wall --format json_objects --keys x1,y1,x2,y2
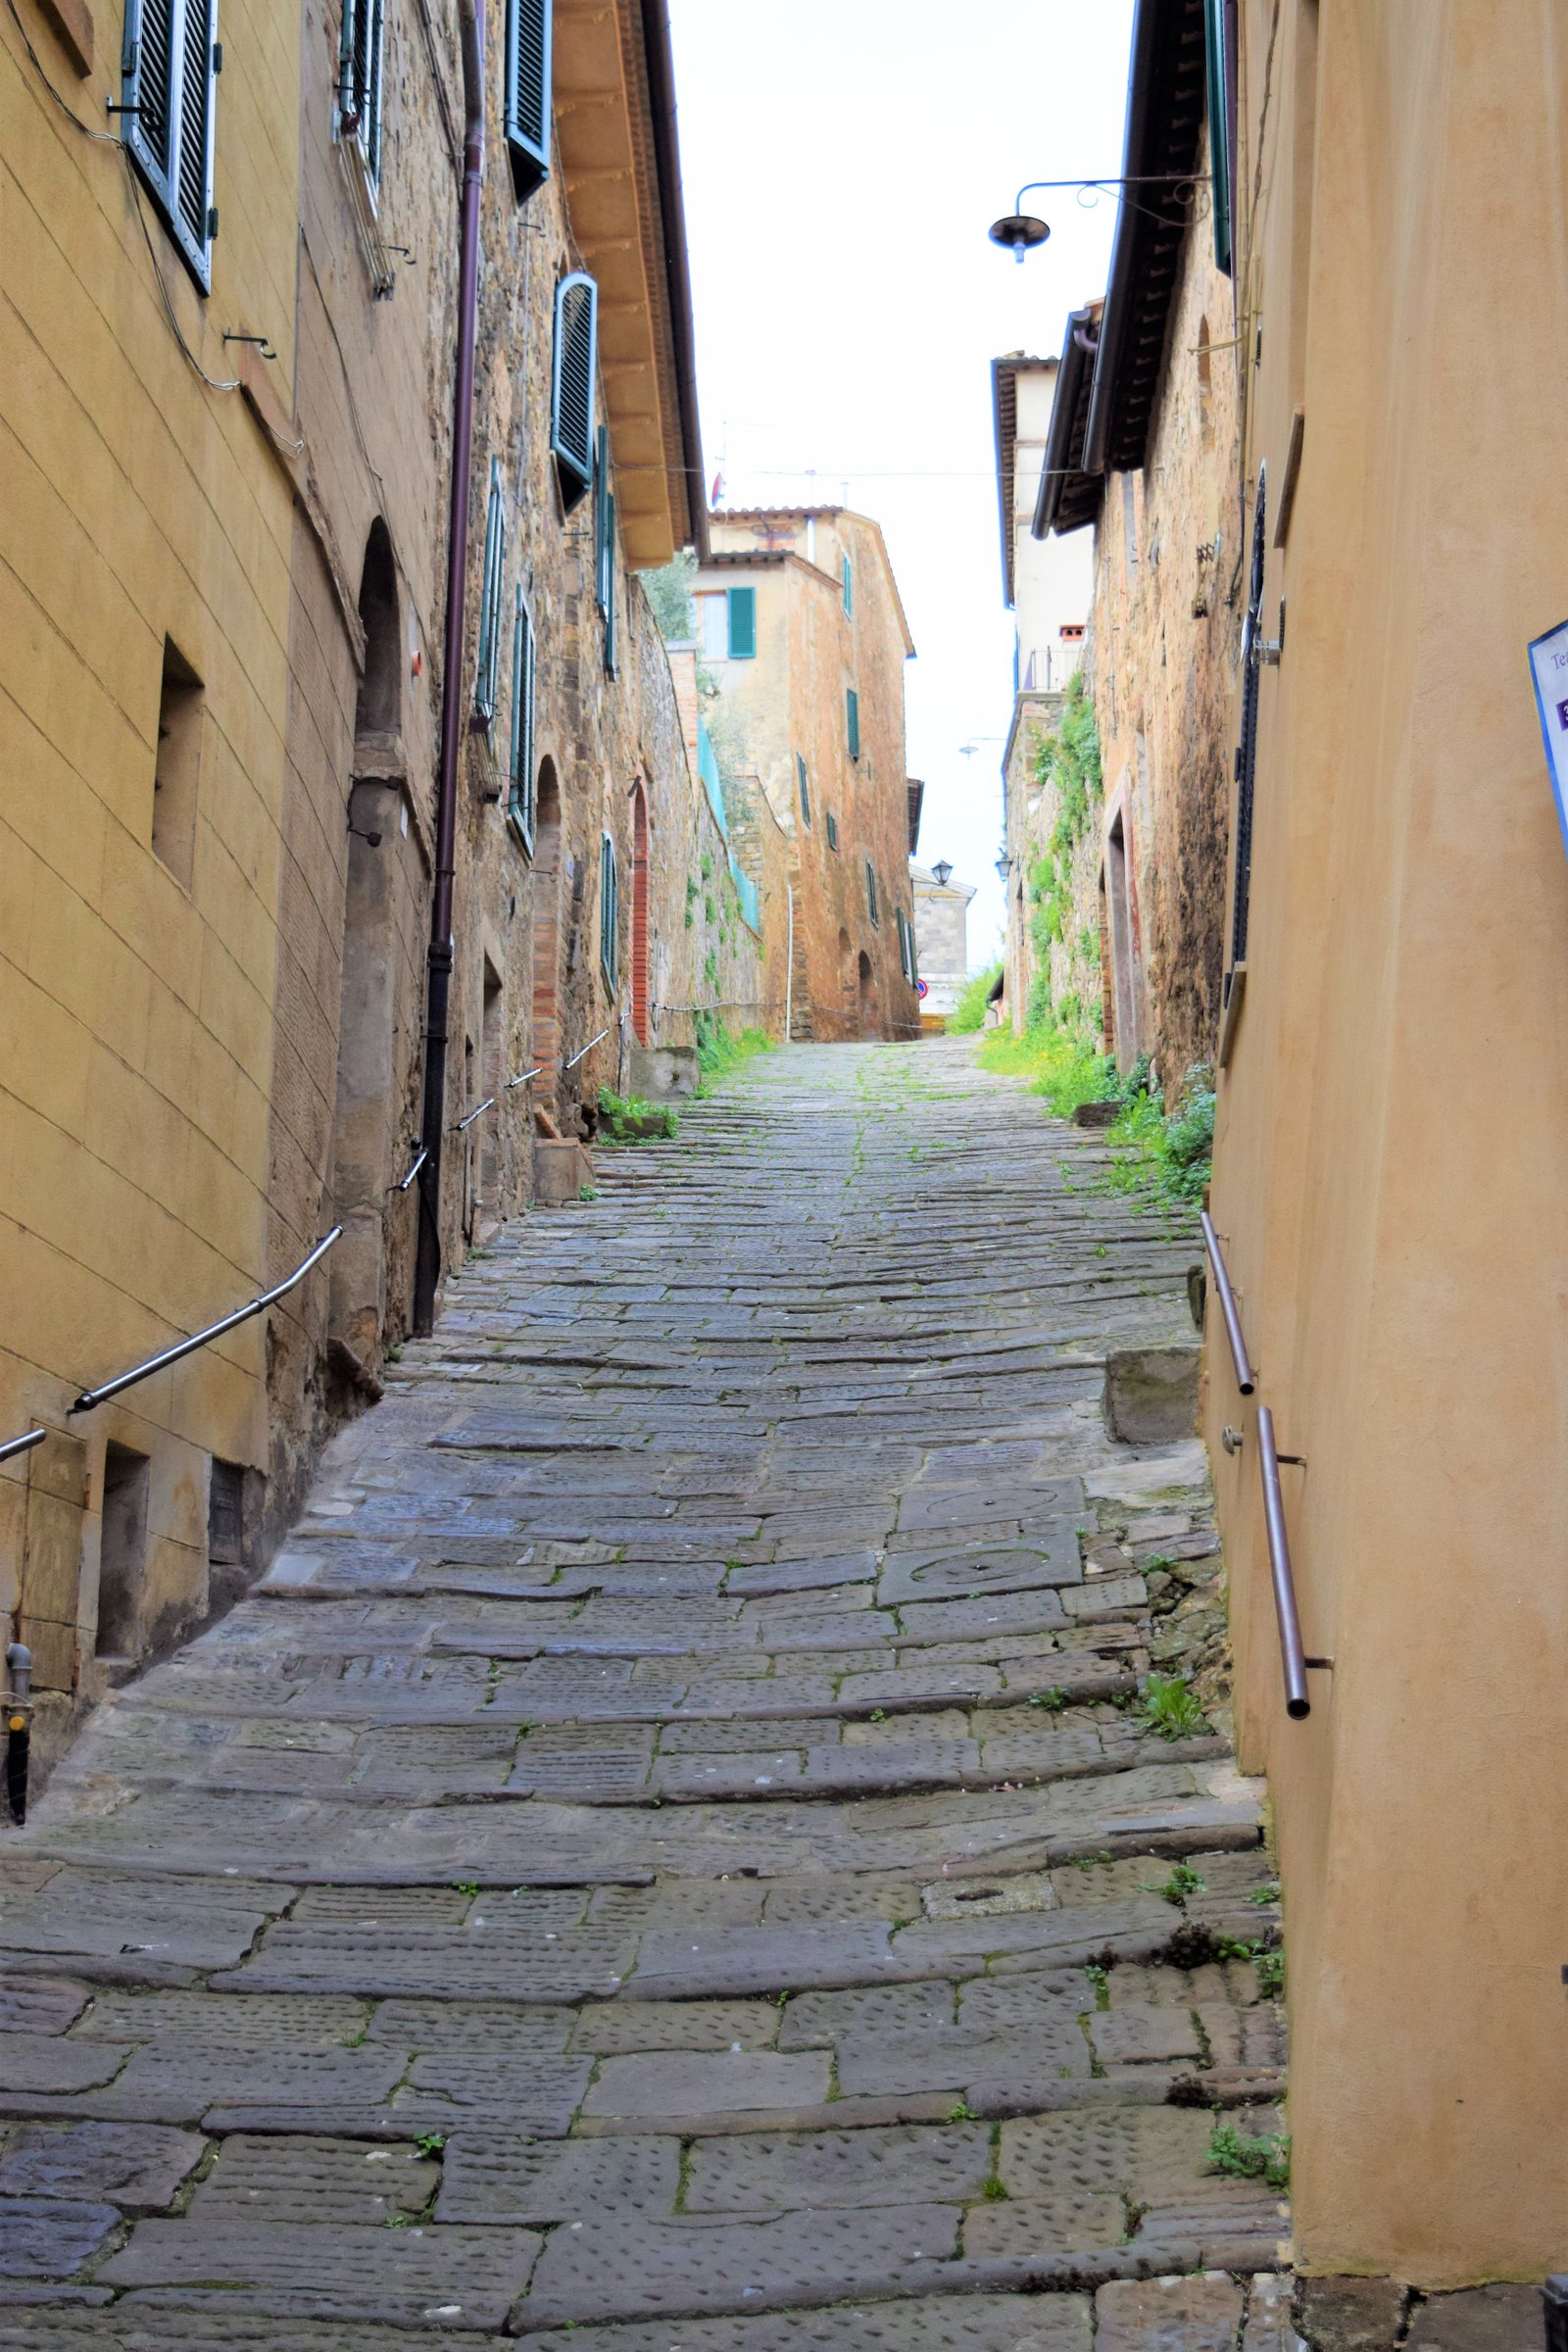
[
  {"x1": 2, "y1": 0, "x2": 299, "y2": 1724},
  {"x1": 1208, "y1": 0, "x2": 1568, "y2": 2283}
]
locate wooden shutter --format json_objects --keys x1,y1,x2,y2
[
  {"x1": 604, "y1": 494, "x2": 617, "y2": 678},
  {"x1": 842, "y1": 554, "x2": 854, "y2": 616},
  {"x1": 122, "y1": 0, "x2": 218, "y2": 288},
  {"x1": 1203, "y1": 0, "x2": 1233, "y2": 275},
  {"x1": 846, "y1": 688, "x2": 860, "y2": 759},
  {"x1": 551, "y1": 273, "x2": 597, "y2": 508},
  {"x1": 797, "y1": 754, "x2": 810, "y2": 828},
  {"x1": 505, "y1": 0, "x2": 551, "y2": 201},
  {"x1": 726, "y1": 586, "x2": 757, "y2": 660},
  {"x1": 474, "y1": 458, "x2": 506, "y2": 724},
  {"x1": 594, "y1": 427, "x2": 612, "y2": 616},
  {"x1": 600, "y1": 832, "x2": 619, "y2": 989},
  {"x1": 509, "y1": 588, "x2": 536, "y2": 850},
  {"x1": 865, "y1": 859, "x2": 879, "y2": 926},
  {"x1": 1228, "y1": 465, "x2": 1268, "y2": 983}
]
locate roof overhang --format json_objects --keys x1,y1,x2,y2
[
  {"x1": 906, "y1": 778, "x2": 924, "y2": 855},
  {"x1": 1033, "y1": 305, "x2": 1102, "y2": 539},
  {"x1": 554, "y1": 0, "x2": 708, "y2": 565},
  {"x1": 991, "y1": 355, "x2": 1054, "y2": 606}
]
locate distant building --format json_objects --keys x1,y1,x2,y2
[
  {"x1": 908, "y1": 863, "x2": 976, "y2": 1027},
  {"x1": 694, "y1": 511, "x2": 922, "y2": 1042}
]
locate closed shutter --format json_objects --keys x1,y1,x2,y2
[
  {"x1": 604, "y1": 493, "x2": 617, "y2": 678},
  {"x1": 846, "y1": 688, "x2": 860, "y2": 759},
  {"x1": 505, "y1": 0, "x2": 551, "y2": 201},
  {"x1": 842, "y1": 554, "x2": 853, "y2": 616},
  {"x1": 1227, "y1": 464, "x2": 1268, "y2": 987},
  {"x1": 865, "y1": 859, "x2": 879, "y2": 927},
  {"x1": 726, "y1": 585, "x2": 757, "y2": 660},
  {"x1": 1203, "y1": 0, "x2": 1233, "y2": 275},
  {"x1": 600, "y1": 832, "x2": 619, "y2": 990},
  {"x1": 551, "y1": 273, "x2": 597, "y2": 507},
  {"x1": 122, "y1": 0, "x2": 219, "y2": 289},
  {"x1": 594, "y1": 426, "x2": 612, "y2": 616},
  {"x1": 509, "y1": 588, "x2": 536, "y2": 850},
  {"x1": 797, "y1": 754, "x2": 810, "y2": 828},
  {"x1": 826, "y1": 810, "x2": 838, "y2": 852},
  {"x1": 474, "y1": 457, "x2": 506, "y2": 725}
]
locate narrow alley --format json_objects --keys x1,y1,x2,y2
[{"x1": 0, "y1": 1046, "x2": 1292, "y2": 2345}]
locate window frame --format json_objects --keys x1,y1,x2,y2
[
  {"x1": 121, "y1": 0, "x2": 220, "y2": 292},
  {"x1": 508, "y1": 586, "x2": 536, "y2": 852}
]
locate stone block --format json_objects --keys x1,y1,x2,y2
[
  {"x1": 0, "y1": 2122, "x2": 204, "y2": 2212},
  {"x1": 1408, "y1": 2288, "x2": 1543, "y2": 2352},
  {"x1": 627, "y1": 1045, "x2": 699, "y2": 1101},
  {"x1": 1095, "y1": 2272, "x2": 1247, "y2": 2352},
  {"x1": 1298, "y1": 2279, "x2": 1409, "y2": 2352},
  {"x1": 533, "y1": 1140, "x2": 593, "y2": 1206},
  {"x1": 0, "y1": 2195, "x2": 119, "y2": 2278}
]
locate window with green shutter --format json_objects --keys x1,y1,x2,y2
[
  {"x1": 337, "y1": 0, "x2": 384, "y2": 188},
  {"x1": 474, "y1": 458, "x2": 507, "y2": 725},
  {"x1": 505, "y1": 0, "x2": 551, "y2": 201},
  {"x1": 594, "y1": 427, "x2": 612, "y2": 616},
  {"x1": 898, "y1": 907, "x2": 917, "y2": 984},
  {"x1": 864, "y1": 859, "x2": 879, "y2": 927},
  {"x1": 600, "y1": 832, "x2": 619, "y2": 990},
  {"x1": 846, "y1": 688, "x2": 860, "y2": 759},
  {"x1": 1202, "y1": 0, "x2": 1233, "y2": 276},
  {"x1": 842, "y1": 554, "x2": 854, "y2": 617},
  {"x1": 604, "y1": 492, "x2": 617, "y2": 678},
  {"x1": 551, "y1": 273, "x2": 597, "y2": 509},
  {"x1": 121, "y1": 0, "x2": 220, "y2": 290},
  {"x1": 796, "y1": 754, "x2": 810, "y2": 828},
  {"x1": 825, "y1": 810, "x2": 839, "y2": 852},
  {"x1": 726, "y1": 585, "x2": 757, "y2": 660},
  {"x1": 508, "y1": 588, "x2": 536, "y2": 851}
]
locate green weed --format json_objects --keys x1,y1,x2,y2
[
  {"x1": 1207, "y1": 2121, "x2": 1290, "y2": 2191},
  {"x1": 1141, "y1": 1672, "x2": 1205, "y2": 1740}
]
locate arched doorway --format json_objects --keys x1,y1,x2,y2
[
  {"x1": 531, "y1": 758, "x2": 564, "y2": 1108},
  {"x1": 629, "y1": 778, "x2": 650, "y2": 1045},
  {"x1": 330, "y1": 521, "x2": 404, "y2": 1366},
  {"x1": 857, "y1": 949, "x2": 879, "y2": 1040}
]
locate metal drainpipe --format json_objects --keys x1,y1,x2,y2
[{"x1": 414, "y1": 0, "x2": 485, "y2": 1337}]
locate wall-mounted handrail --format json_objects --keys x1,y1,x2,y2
[
  {"x1": 454, "y1": 1096, "x2": 495, "y2": 1133},
  {"x1": 1256, "y1": 1404, "x2": 1310, "y2": 1719},
  {"x1": 1200, "y1": 1209, "x2": 1256, "y2": 1395},
  {"x1": 0, "y1": 1429, "x2": 46, "y2": 1467},
  {"x1": 395, "y1": 1148, "x2": 428, "y2": 1194},
  {"x1": 71, "y1": 1229, "x2": 342, "y2": 1415},
  {"x1": 506, "y1": 1064, "x2": 544, "y2": 1091},
  {"x1": 564, "y1": 1027, "x2": 611, "y2": 1072}
]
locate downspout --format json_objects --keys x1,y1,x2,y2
[{"x1": 414, "y1": 0, "x2": 484, "y2": 1336}]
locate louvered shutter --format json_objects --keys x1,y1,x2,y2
[
  {"x1": 865, "y1": 860, "x2": 879, "y2": 927},
  {"x1": 594, "y1": 427, "x2": 612, "y2": 616},
  {"x1": 726, "y1": 586, "x2": 756, "y2": 660},
  {"x1": 846, "y1": 688, "x2": 860, "y2": 759},
  {"x1": 122, "y1": 0, "x2": 218, "y2": 288},
  {"x1": 551, "y1": 273, "x2": 597, "y2": 508},
  {"x1": 509, "y1": 588, "x2": 536, "y2": 851},
  {"x1": 842, "y1": 555, "x2": 854, "y2": 616},
  {"x1": 600, "y1": 833, "x2": 619, "y2": 990},
  {"x1": 474, "y1": 459, "x2": 506, "y2": 725},
  {"x1": 604, "y1": 494, "x2": 617, "y2": 679},
  {"x1": 1227, "y1": 465, "x2": 1268, "y2": 986},
  {"x1": 505, "y1": 0, "x2": 552, "y2": 201},
  {"x1": 797, "y1": 754, "x2": 810, "y2": 828}
]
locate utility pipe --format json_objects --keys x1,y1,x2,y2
[{"x1": 415, "y1": 0, "x2": 485, "y2": 1336}]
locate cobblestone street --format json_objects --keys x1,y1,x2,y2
[{"x1": 0, "y1": 1041, "x2": 1292, "y2": 2347}]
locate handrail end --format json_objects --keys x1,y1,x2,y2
[{"x1": 1286, "y1": 1695, "x2": 1311, "y2": 1721}]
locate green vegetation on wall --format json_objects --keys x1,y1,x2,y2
[{"x1": 949, "y1": 963, "x2": 1001, "y2": 1034}]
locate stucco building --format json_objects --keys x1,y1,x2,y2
[
  {"x1": 908, "y1": 861, "x2": 974, "y2": 1025},
  {"x1": 695, "y1": 510, "x2": 921, "y2": 1043}
]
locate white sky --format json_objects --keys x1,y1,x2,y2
[{"x1": 667, "y1": 0, "x2": 1135, "y2": 965}]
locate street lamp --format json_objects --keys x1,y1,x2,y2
[
  {"x1": 988, "y1": 173, "x2": 1208, "y2": 262},
  {"x1": 932, "y1": 860, "x2": 954, "y2": 888},
  {"x1": 995, "y1": 854, "x2": 1012, "y2": 882}
]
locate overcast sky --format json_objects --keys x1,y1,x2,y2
[{"x1": 667, "y1": 0, "x2": 1135, "y2": 963}]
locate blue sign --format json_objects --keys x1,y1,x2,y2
[{"x1": 1527, "y1": 616, "x2": 1568, "y2": 859}]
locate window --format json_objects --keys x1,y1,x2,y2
[
  {"x1": 1202, "y1": 0, "x2": 1234, "y2": 275},
  {"x1": 897, "y1": 907, "x2": 917, "y2": 985},
  {"x1": 599, "y1": 831, "x2": 619, "y2": 990},
  {"x1": 474, "y1": 458, "x2": 506, "y2": 725},
  {"x1": 551, "y1": 272, "x2": 597, "y2": 508},
  {"x1": 842, "y1": 554, "x2": 854, "y2": 616},
  {"x1": 796, "y1": 753, "x2": 810, "y2": 829},
  {"x1": 726, "y1": 585, "x2": 756, "y2": 660},
  {"x1": 151, "y1": 638, "x2": 203, "y2": 888},
  {"x1": 1227, "y1": 464, "x2": 1268, "y2": 991},
  {"x1": 594, "y1": 430, "x2": 617, "y2": 677},
  {"x1": 208, "y1": 1458, "x2": 246, "y2": 1568},
  {"x1": 121, "y1": 0, "x2": 220, "y2": 290},
  {"x1": 504, "y1": 0, "x2": 551, "y2": 201},
  {"x1": 338, "y1": 0, "x2": 384, "y2": 189},
  {"x1": 509, "y1": 588, "x2": 536, "y2": 850},
  {"x1": 699, "y1": 593, "x2": 728, "y2": 661},
  {"x1": 604, "y1": 505, "x2": 616, "y2": 677},
  {"x1": 864, "y1": 858, "x2": 879, "y2": 927},
  {"x1": 846, "y1": 688, "x2": 860, "y2": 759},
  {"x1": 825, "y1": 809, "x2": 839, "y2": 852}
]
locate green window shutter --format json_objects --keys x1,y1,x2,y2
[
  {"x1": 338, "y1": 0, "x2": 383, "y2": 185},
  {"x1": 600, "y1": 832, "x2": 619, "y2": 990},
  {"x1": 604, "y1": 492, "x2": 617, "y2": 678},
  {"x1": 846, "y1": 687, "x2": 860, "y2": 759},
  {"x1": 1203, "y1": 0, "x2": 1233, "y2": 276},
  {"x1": 504, "y1": 0, "x2": 551, "y2": 201},
  {"x1": 594, "y1": 426, "x2": 612, "y2": 617},
  {"x1": 825, "y1": 810, "x2": 838, "y2": 852},
  {"x1": 842, "y1": 554, "x2": 853, "y2": 616},
  {"x1": 796, "y1": 754, "x2": 810, "y2": 828},
  {"x1": 122, "y1": 0, "x2": 219, "y2": 290},
  {"x1": 864, "y1": 859, "x2": 879, "y2": 927},
  {"x1": 474, "y1": 457, "x2": 506, "y2": 724},
  {"x1": 509, "y1": 588, "x2": 536, "y2": 850},
  {"x1": 726, "y1": 585, "x2": 757, "y2": 661},
  {"x1": 551, "y1": 273, "x2": 597, "y2": 508}
]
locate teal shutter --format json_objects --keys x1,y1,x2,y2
[
  {"x1": 846, "y1": 688, "x2": 860, "y2": 759},
  {"x1": 504, "y1": 0, "x2": 551, "y2": 201},
  {"x1": 796, "y1": 754, "x2": 810, "y2": 828},
  {"x1": 826, "y1": 810, "x2": 838, "y2": 852},
  {"x1": 726, "y1": 585, "x2": 757, "y2": 660},
  {"x1": 338, "y1": 0, "x2": 383, "y2": 184},
  {"x1": 122, "y1": 0, "x2": 219, "y2": 289},
  {"x1": 600, "y1": 832, "x2": 619, "y2": 989},
  {"x1": 842, "y1": 554, "x2": 853, "y2": 616},
  {"x1": 509, "y1": 588, "x2": 536, "y2": 850},
  {"x1": 604, "y1": 493, "x2": 617, "y2": 678},
  {"x1": 1203, "y1": 0, "x2": 1233, "y2": 275},
  {"x1": 594, "y1": 426, "x2": 612, "y2": 616},
  {"x1": 551, "y1": 273, "x2": 597, "y2": 507},
  {"x1": 865, "y1": 859, "x2": 879, "y2": 927},
  {"x1": 474, "y1": 458, "x2": 506, "y2": 724}
]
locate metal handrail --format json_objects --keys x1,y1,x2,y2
[
  {"x1": 454, "y1": 1096, "x2": 495, "y2": 1133},
  {"x1": 506, "y1": 1064, "x2": 544, "y2": 1091},
  {"x1": 71, "y1": 1229, "x2": 343, "y2": 1414},
  {"x1": 1256, "y1": 1404, "x2": 1310, "y2": 1719},
  {"x1": 0, "y1": 1429, "x2": 46, "y2": 1467},
  {"x1": 1200, "y1": 1209, "x2": 1255, "y2": 1395},
  {"x1": 563, "y1": 1027, "x2": 611, "y2": 1072},
  {"x1": 395, "y1": 1147, "x2": 428, "y2": 1193}
]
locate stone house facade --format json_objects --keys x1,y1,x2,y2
[
  {"x1": 695, "y1": 510, "x2": 921, "y2": 1043},
  {"x1": 908, "y1": 862, "x2": 974, "y2": 1024}
]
